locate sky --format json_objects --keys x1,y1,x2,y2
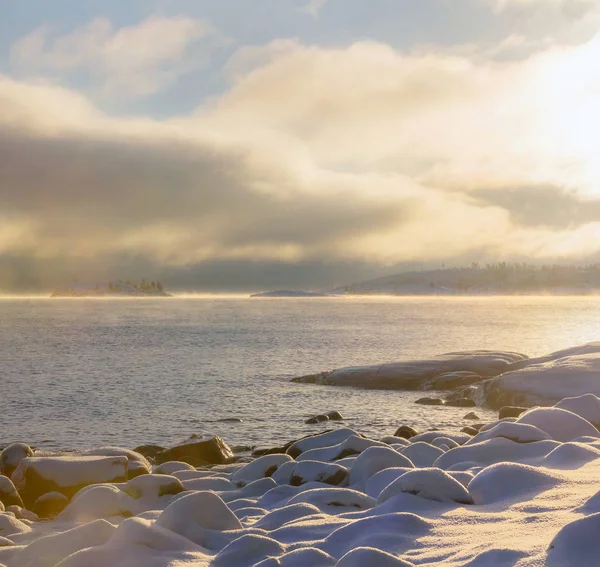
[{"x1": 2, "y1": 0, "x2": 600, "y2": 292}]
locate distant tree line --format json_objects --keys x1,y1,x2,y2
[{"x1": 107, "y1": 279, "x2": 164, "y2": 292}]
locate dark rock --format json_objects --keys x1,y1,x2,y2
[
  {"x1": 415, "y1": 398, "x2": 444, "y2": 406},
  {"x1": 463, "y1": 412, "x2": 480, "y2": 420},
  {"x1": 231, "y1": 445, "x2": 254, "y2": 453},
  {"x1": 33, "y1": 492, "x2": 69, "y2": 519},
  {"x1": 0, "y1": 444, "x2": 34, "y2": 478},
  {"x1": 305, "y1": 414, "x2": 330, "y2": 424},
  {"x1": 217, "y1": 418, "x2": 243, "y2": 423},
  {"x1": 0, "y1": 475, "x2": 23, "y2": 507},
  {"x1": 394, "y1": 425, "x2": 419, "y2": 440},
  {"x1": 445, "y1": 398, "x2": 476, "y2": 408},
  {"x1": 155, "y1": 436, "x2": 234, "y2": 466},
  {"x1": 499, "y1": 406, "x2": 528, "y2": 419},
  {"x1": 461, "y1": 426, "x2": 479, "y2": 436},
  {"x1": 327, "y1": 411, "x2": 345, "y2": 421},
  {"x1": 471, "y1": 423, "x2": 486, "y2": 431},
  {"x1": 133, "y1": 445, "x2": 166, "y2": 462}
]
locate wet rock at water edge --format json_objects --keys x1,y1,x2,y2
[
  {"x1": 327, "y1": 411, "x2": 345, "y2": 421},
  {"x1": 133, "y1": 445, "x2": 166, "y2": 462},
  {"x1": 0, "y1": 475, "x2": 23, "y2": 508},
  {"x1": 464, "y1": 412, "x2": 480, "y2": 420},
  {"x1": 394, "y1": 425, "x2": 419, "y2": 439},
  {"x1": 424, "y1": 371, "x2": 484, "y2": 390},
  {"x1": 499, "y1": 406, "x2": 528, "y2": 419},
  {"x1": 415, "y1": 397, "x2": 445, "y2": 406},
  {"x1": 445, "y1": 398, "x2": 477, "y2": 408},
  {"x1": 155, "y1": 436, "x2": 234, "y2": 466},
  {"x1": 305, "y1": 414, "x2": 330, "y2": 424}
]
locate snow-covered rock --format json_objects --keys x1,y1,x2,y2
[
  {"x1": 0, "y1": 476, "x2": 22, "y2": 508},
  {"x1": 464, "y1": 422, "x2": 552, "y2": 445},
  {"x1": 468, "y1": 462, "x2": 565, "y2": 505},
  {"x1": 335, "y1": 547, "x2": 415, "y2": 566},
  {"x1": 399, "y1": 443, "x2": 444, "y2": 468},
  {"x1": 377, "y1": 468, "x2": 473, "y2": 505},
  {"x1": 12, "y1": 456, "x2": 128, "y2": 506},
  {"x1": 153, "y1": 461, "x2": 195, "y2": 475},
  {"x1": 516, "y1": 407, "x2": 600, "y2": 442},
  {"x1": 232, "y1": 455, "x2": 294, "y2": 485},
  {"x1": 292, "y1": 351, "x2": 526, "y2": 390},
  {"x1": 554, "y1": 394, "x2": 600, "y2": 426},
  {"x1": 80, "y1": 447, "x2": 151, "y2": 478},
  {"x1": 290, "y1": 461, "x2": 348, "y2": 487},
  {"x1": 482, "y1": 348, "x2": 600, "y2": 408},
  {"x1": 348, "y1": 447, "x2": 413, "y2": 490},
  {"x1": 287, "y1": 430, "x2": 360, "y2": 459},
  {"x1": 296, "y1": 436, "x2": 387, "y2": 462}
]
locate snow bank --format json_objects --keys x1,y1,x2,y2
[{"x1": 516, "y1": 407, "x2": 600, "y2": 442}]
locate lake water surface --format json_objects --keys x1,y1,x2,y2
[{"x1": 1, "y1": 296, "x2": 599, "y2": 451}]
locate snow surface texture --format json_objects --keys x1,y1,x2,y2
[{"x1": 5, "y1": 401, "x2": 600, "y2": 566}]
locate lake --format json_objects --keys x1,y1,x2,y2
[{"x1": 1, "y1": 296, "x2": 599, "y2": 451}]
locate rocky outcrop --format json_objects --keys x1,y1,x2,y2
[{"x1": 292, "y1": 350, "x2": 527, "y2": 390}]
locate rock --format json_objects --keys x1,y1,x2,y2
[
  {"x1": 305, "y1": 414, "x2": 330, "y2": 424},
  {"x1": 232, "y1": 454, "x2": 294, "y2": 485},
  {"x1": 0, "y1": 444, "x2": 33, "y2": 478},
  {"x1": 425, "y1": 371, "x2": 483, "y2": 390},
  {"x1": 482, "y1": 346, "x2": 600, "y2": 408},
  {"x1": 415, "y1": 397, "x2": 444, "y2": 406},
  {"x1": 394, "y1": 425, "x2": 419, "y2": 439},
  {"x1": 286, "y1": 429, "x2": 358, "y2": 459},
  {"x1": 133, "y1": 445, "x2": 166, "y2": 462},
  {"x1": 554, "y1": 394, "x2": 600, "y2": 426},
  {"x1": 445, "y1": 398, "x2": 476, "y2": 408},
  {"x1": 464, "y1": 412, "x2": 480, "y2": 420},
  {"x1": 217, "y1": 418, "x2": 243, "y2": 423},
  {"x1": 516, "y1": 407, "x2": 600, "y2": 442},
  {"x1": 464, "y1": 422, "x2": 552, "y2": 446},
  {"x1": 400, "y1": 443, "x2": 444, "y2": 468},
  {"x1": 0, "y1": 476, "x2": 22, "y2": 508},
  {"x1": 292, "y1": 350, "x2": 527, "y2": 390},
  {"x1": 153, "y1": 461, "x2": 195, "y2": 475},
  {"x1": 499, "y1": 406, "x2": 528, "y2": 419},
  {"x1": 33, "y1": 492, "x2": 69, "y2": 519},
  {"x1": 296, "y1": 435, "x2": 387, "y2": 462},
  {"x1": 327, "y1": 411, "x2": 345, "y2": 421},
  {"x1": 155, "y1": 436, "x2": 234, "y2": 466},
  {"x1": 11, "y1": 455, "x2": 128, "y2": 507},
  {"x1": 461, "y1": 426, "x2": 479, "y2": 436}
]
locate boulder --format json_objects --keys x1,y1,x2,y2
[
  {"x1": 11, "y1": 456, "x2": 128, "y2": 507},
  {"x1": 0, "y1": 444, "x2": 33, "y2": 478},
  {"x1": 461, "y1": 426, "x2": 479, "y2": 436},
  {"x1": 499, "y1": 406, "x2": 528, "y2": 419},
  {"x1": 292, "y1": 350, "x2": 527, "y2": 390},
  {"x1": 394, "y1": 425, "x2": 419, "y2": 440},
  {"x1": 415, "y1": 398, "x2": 444, "y2": 406},
  {"x1": 79, "y1": 447, "x2": 151, "y2": 479},
  {"x1": 289, "y1": 461, "x2": 348, "y2": 487},
  {"x1": 33, "y1": 492, "x2": 69, "y2": 519},
  {"x1": 155, "y1": 436, "x2": 234, "y2": 466},
  {"x1": 463, "y1": 412, "x2": 480, "y2": 420}
]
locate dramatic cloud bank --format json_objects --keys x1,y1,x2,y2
[{"x1": 2, "y1": 5, "x2": 600, "y2": 290}]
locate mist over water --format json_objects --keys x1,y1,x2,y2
[{"x1": 1, "y1": 296, "x2": 599, "y2": 451}]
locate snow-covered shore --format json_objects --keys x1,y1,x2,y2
[{"x1": 3, "y1": 394, "x2": 600, "y2": 566}]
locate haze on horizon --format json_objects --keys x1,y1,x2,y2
[{"x1": 2, "y1": 0, "x2": 600, "y2": 292}]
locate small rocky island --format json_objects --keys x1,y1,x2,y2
[{"x1": 51, "y1": 279, "x2": 172, "y2": 297}]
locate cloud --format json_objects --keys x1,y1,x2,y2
[
  {"x1": 300, "y1": 0, "x2": 329, "y2": 17},
  {"x1": 4, "y1": 30, "x2": 600, "y2": 290},
  {"x1": 10, "y1": 16, "x2": 218, "y2": 100}
]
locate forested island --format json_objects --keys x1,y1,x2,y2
[
  {"x1": 51, "y1": 279, "x2": 172, "y2": 297},
  {"x1": 335, "y1": 263, "x2": 600, "y2": 295}
]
